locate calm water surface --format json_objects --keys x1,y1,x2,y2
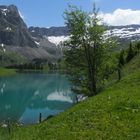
[{"x1": 0, "y1": 73, "x2": 76, "y2": 124}]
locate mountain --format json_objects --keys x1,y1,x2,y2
[
  {"x1": 105, "y1": 25, "x2": 140, "y2": 40},
  {"x1": 29, "y1": 26, "x2": 70, "y2": 46},
  {"x1": 0, "y1": 5, "x2": 62, "y2": 65},
  {"x1": 29, "y1": 26, "x2": 69, "y2": 38},
  {"x1": 0, "y1": 5, "x2": 36, "y2": 47},
  {"x1": 105, "y1": 25, "x2": 140, "y2": 48},
  {"x1": 0, "y1": 4, "x2": 140, "y2": 66},
  {"x1": 29, "y1": 25, "x2": 140, "y2": 47}
]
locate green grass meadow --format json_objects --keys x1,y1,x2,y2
[{"x1": 0, "y1": 54, "x2": 140, "y2": 140}]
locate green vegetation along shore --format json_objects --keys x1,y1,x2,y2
[
  {"x1": 0, "y1": 54, "x2": 139, "y2": 140},
  {"x1": 0, "y1": 67, "x2": 16, "y2": 77}
]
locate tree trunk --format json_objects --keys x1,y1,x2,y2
[
  {"x1": 118, "y1": 68, "x2": 121, "y2": 81},
  {"x1": 84, "y1": 44, "x2": 97, "y2": 96}
]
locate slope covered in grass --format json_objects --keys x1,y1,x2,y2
[
  {"x1": 124, "y1": 52, "x2": 140, "y2": 75},
  {"x1": 0, "y1": 53, "x2": 140, "y2": 140},
  {"x1": 4, "y1": 56, "x2": 140, "y2": 139}
]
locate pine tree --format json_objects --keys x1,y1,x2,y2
[
  {"x1": 136, "y1": 42, "x2": 140, "y2": 50},
  {"x1": 119, "y1": 49, "x2": 125, "y2": 66},
  {"x1": 117, "y1": 49, "x2": 125, "y2": 81},
  {"x1": 126, "y1": 42, "x2": 134, "y2": 62}
]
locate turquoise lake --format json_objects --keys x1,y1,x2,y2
[{"x1": 0, "y1": 73, "x2": 76, "y2": 124}]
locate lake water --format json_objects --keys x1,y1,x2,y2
[{"x1": 0, "y1": 73, "x2": 76, "y2": 124}]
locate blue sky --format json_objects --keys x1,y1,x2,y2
[{"x1": 0, "y1": 0, "x2": 140, "y2": 27}]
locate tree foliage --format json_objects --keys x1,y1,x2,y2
[{"x1": 64, "y1": 5, "x2": 113, "y2": 96}]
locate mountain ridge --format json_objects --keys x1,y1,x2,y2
[
  {"x1": 0, "y1": 4, "x2": 140, "y2": 65},
  {"x1": 29, "y1": 24, "x2": 140, "y2": 46},
  {"x1": 0, "y1": 5, "x2": 62, "y2": 64},
  {"x1": 0, "y1": 5, "x2": 36, "y2": 47}
]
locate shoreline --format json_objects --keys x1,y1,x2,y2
[{"x1": 0, "y1": 67, "x2": 16, "y2": 77}]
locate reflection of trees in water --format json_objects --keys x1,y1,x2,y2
[{"x1": 0, "y1": 73, "x2": 76, "y2": 122}]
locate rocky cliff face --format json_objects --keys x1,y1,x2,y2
[
  {"x1": 29, "y1": 26, "x2": 69, "y2": 38},
  {"x1": 0, "y1": 5, "x2": 36, "y2": 47},
  {"x1": 0, "y1": 5, "x2": 62, "y2": 64},
  {"x1": 1, "y1": 4, "x2": 140, "y2": 65},
  {"x1": 29, "y1": 25, "x2": 140, "y2": 47}
]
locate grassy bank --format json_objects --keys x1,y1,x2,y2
[
  {"x1": 0, "y1": 53, "x2": 139, "y2": 140},
  {"x1": 0, "y1": 54, "x2": 139, "y2": 140},
  {"x1": 0, "y1": 67, "x2": 16, "y2": 77}
]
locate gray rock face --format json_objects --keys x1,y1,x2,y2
[
  {"x1": 29, "y1": 25, "x2": 140, "y2": 43},
  {"x1": 0, "y1": 5, "x2": 36, "y2": 47},
  {"x1": 0, "y1": 5, "x2": 63, "y2": 63},
  {"x1": 1, "y1": 4, "x2": 140, "y2": 65},
  {"x1": 29, "y1": 26, "x2": 69, "y2": 38}
]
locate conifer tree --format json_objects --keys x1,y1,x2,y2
[
  {"x1": 119, "y1": 49, "x2": 125, "y2": 66},
  {"x1": 126, "y1": 42, "x2": 134, "y2": 62}
]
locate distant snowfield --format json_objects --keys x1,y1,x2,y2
[
  {"x1": 47, "y1": 36, "x2": 69, "y2": 45},
  {"x1": 47, "y1": 26, "x2": 140, "y2": 46},
  {"x1": 104, "y1": 27, "x2": 140, "y2": 39}
]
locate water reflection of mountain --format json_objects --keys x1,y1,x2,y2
[{"x1": 0, "y1": 73, "x2": 76, "y2": 123}]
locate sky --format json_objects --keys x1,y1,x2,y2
[{"x1": 0, "y1": 0, "x2": 140, "y2": 27}]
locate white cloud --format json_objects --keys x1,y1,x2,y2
[
  {"x1": 19, "y1": 10, "x2": 25, "y2": 19},
  {"x1": 99, "y1": 9, "x2": 140, "y2": 26}
]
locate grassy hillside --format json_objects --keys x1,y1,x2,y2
[
  {"x1": 123, "y1": 53, "x2": 140, "y2": 75},
  {"x1": 0, "y1": 54, "x2": 140, "y2": 140}
]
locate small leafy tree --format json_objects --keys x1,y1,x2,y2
[{"x1": 64, "y1": 5, "x2": 113, "y2": 96}]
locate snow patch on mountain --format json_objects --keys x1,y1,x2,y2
[
  {"x1": 47, "y1": 26, "x2": 140, "y2": 46},
  {"x1": 47, "y1": 36, "x2": 69, "y2": 45},
  {"x1": 104, "y1": 26, "x2": 140, "y2": 39},
  {"x1": 31, "y1": 30, "x2": 35, "y2": 32},
  {"x1": 0, "y1": 8, "x2": 8, "y2": 16},
  {"x1": 19, "y1": 10, "x2": 24, "y2": 20},
  {"x1": 5, "y1": 27, "x2": 12, "y2": 31},
  {"x1": 35, "y1": 41, "x2": 40, "y2": 46}
]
